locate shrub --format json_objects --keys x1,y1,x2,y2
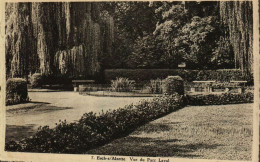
[
  {"x1": 5, "y1": 93, "x2": 185, "y2": 153},
  {"x1": 111, "y1": 77, "x2": 135, "y2": 92},
  {"x1": 30, "y1": 73, "x2": 43, "y2": 88},
  {"x1": 30, "y1": 74, "x2": 74, "y2": 90},
  {"x1": 146, "y1": 79, "x2": 163, "y2": 94},
  {"x1": 6, "y1": 78, "x2": 29, "y2": 105},
  {"x1": 105, "y1": 69, "x2": 198, "y2": 83},
  {"x1": 186, "y1": 92, "x2": 253, "y2": 106},
  {"x1": 163, "y1": 76, "x2": 184, "y2": 95},
  {"x1": 104, "y1": 69, "x2": 244, "y2": 83}
]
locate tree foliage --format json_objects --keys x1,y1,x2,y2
[
  {"x1": 179, "y1": 16, "x2": 220, "y2": 69},
  {"x1": 127, "y1": 34, "x2": 164, "y2": 68},
  {"x1": 219, "y1": 1, "x2": 253, "y2": 76},
  {"x1": 127, "y1": 1, "x2": 234, "y2": 69},
  {"x1": 101, "y1": 2, "x2": 158, "y2": 69},
  {"x1": 6, "y1": 2, "x2": 253, "y2": 79}
]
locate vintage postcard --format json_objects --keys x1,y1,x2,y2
[{"x1": 0, "y1": 0, "x2": 259, "y2": 162}]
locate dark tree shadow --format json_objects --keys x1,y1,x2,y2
[
  {"x1": 7, "y1": 102, "x2": 73, "y2": 114},
  {"x1": 87, "y1": 136, "x2": 222, "y2": 158}
]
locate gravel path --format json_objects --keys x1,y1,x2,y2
[{"x1": 6, "y1": 91, "x2": 148, "y2": 142}]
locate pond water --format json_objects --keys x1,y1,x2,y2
[{"x1": 6, "y1": 91, "x2": 149, "y2": 132}]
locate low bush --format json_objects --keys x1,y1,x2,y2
[
  {"x1": 186, "y1": 92, "x2": 253, "y2": 106},
  {"x1": 111, "y1": 77, "x2": 135, "y2": 92},
  {"x1": 145, "y1": 79, "x2": 163, "y2": 94},
  {"x1": 186, "y1": 82, "x2": 243, "y2": 89},
  {"x1": 6, "y1": 78, "x2": 29, "y2": 105},
  {"x1": 5, "y1": 93, "x2": 185, "y2": 153},
  {"x1": 163, "y1": 76, "x2": 184, "y2": 95},
  {"x1": 30, "y1": 73, "x2": 43, "y2": 88}
]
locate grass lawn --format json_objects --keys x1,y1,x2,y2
[{"x1": 87, "y1": 103, "x2": 253, "y2": 161}]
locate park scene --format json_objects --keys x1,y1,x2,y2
[{"x1": 5, "y1": 1, "x2": 254, "y2": 161}]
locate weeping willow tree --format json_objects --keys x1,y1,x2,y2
[
  {"x1": 219, "y1": 1, "x2": 253, "y2": 78},
  {"x1": 6, "y1": 2, "x2": 114, "y2": 79}
]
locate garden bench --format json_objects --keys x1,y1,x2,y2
[
  {"x1": 230, "y1": 80, "x2": 247, "y2": 85},
  {"x1": 72, "y1": 80, "x2": 95, "y2": 92},
  {"x1": 191, "y1": 80, "x2": 216, "y2": 93},
  {"x1": 225, "y1": 80, "x2": 247, "y2": 93}
]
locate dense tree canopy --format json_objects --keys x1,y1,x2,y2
[
  {"x1": 104, "y1": 1, "x2": 248, "y2": 71},
  {"x1": 100, "y1": 2, "x2": 158, "y2": 69},
  {"x1": 5, "y1": 1, "x2": 253, "y2": 79}
]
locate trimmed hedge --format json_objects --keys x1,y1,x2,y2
[
  {"x1": 5, "y1": 94, "x2": 185, "y2": 153},
  {"x1": 186, "y1": 92, "x2": 253, "y2": 106},
  {"x1": 6, "y1": 78, "x2": 29, "y2": 105},
  {"x1": 104, "y1": 69, "x2": 244, "y2": 83},
  {"x1": 163, "y1": 76, "x2": 184, "y2": 95},
  {"x1": 30, "y1": 73, "x2": 74, "y2": 90},
  {"x1": 195, "y1": 70, "x2": 244, "y2": 82},
  {"x1": 30, "y1": 73, "x2": 42, "y2": 88}
]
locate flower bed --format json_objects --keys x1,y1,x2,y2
[
  {"x1": 5, "y1": 94, "x2": 185, "y2": 153},
  {"x1": 111, "y1": 77, "x2": 135, "y2": 92},
  {"x1": 81, "y1": 91, "x2": 161, "y2": 97},
  {"x1": 145, "y1": 79, "x2": 163, "y2": 94}
]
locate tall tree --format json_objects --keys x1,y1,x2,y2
[
  {"x1": 151, "y1": 1, "x2": 222, "y2": 69},
  {"x1": 219, "y1": 1, "x2": 253, "y2": 76},
  {"x1": 5, "y1": 2, "x2": 115, "y2": 79},
  {"x1": 100, "y1": 2, "x2": 158, "y2": 69}
]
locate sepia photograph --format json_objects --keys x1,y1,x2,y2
[{"x1": 1, "y1": 1, "x2": 258, "y2": 161}]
